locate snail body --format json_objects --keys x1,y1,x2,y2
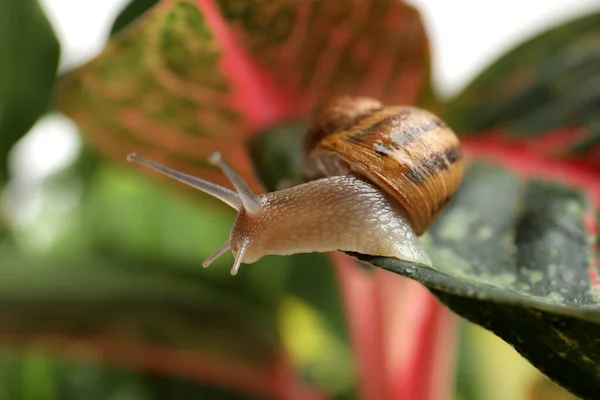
[
  {"x1": 230, "y1": 174, "x2": 430, "y2": 266},
  {"x1": 128, "y1": 96, "x2": 464, "y2": 275}
]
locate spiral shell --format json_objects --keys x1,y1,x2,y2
[{"x1": 303, "y1": 96, "x2": 464, "y2": 236}]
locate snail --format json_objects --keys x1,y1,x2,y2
[{"x1": 127, "y1": 96, "x2": 464, "y2": 275}]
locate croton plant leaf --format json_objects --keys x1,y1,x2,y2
[
  {"x1": 354, "y1": 161, "x2": 600, "y2": 400},
  {"x1": 57, "y1": 0, "x2": 433, "y2": 193},
  {"x1": 361, "y1": 10, "x2": 600, "y2": 399},
  {"x1": 445, "y1": 11, "x2": 600, "y2": 166}
]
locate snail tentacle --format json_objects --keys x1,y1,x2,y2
[
  {"x1": 202, "y1": 241, "x2": 231, "y2": 268},
  {"x1": 208, "y1": 152, "x2": 262, "y2": 215},
  {"x1": 127, "y1": 153, "x2": 242, "y2": 211},
  {"x1": 231, "y1": 240, "x2": 250, "y2": 276}
]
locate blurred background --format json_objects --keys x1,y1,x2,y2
[{"x1": 2, "y1": 0, "x2": 599, "y2": 399}]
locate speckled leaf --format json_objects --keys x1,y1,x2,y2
[
  {"x1": 353, "y1": 162, "x2": 600, "y2": 400},
  {"x1": 0, "y1": 0, "x2": 60, "y2": 183},
  {"x1": 57, "y1": 0, "x2": 432, "y2": 192},
  {"x1": 445, "y1": 11, "x2": 600, "y2": 166}
]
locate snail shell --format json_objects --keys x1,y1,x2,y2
[{"x1": 303, "y1": 96, "x2": 464, "y2": 236}]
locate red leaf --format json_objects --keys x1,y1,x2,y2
[
  {"x1": 57, "y1": 0, "x2": 432, "y2": 193},
  {"x1": 376, "y1": 275, "x2": 458, "y2": 400},
  {"x1": 330, "y1": 253, "x2": 459, "y2": 400},
  {"x1": 464, "y1": 132, "x2": 600, "y2": 207},
  {"x1": 331, "y1": 252, "x2": 387, "y2": 400},
  {"x1": 56, "y1": 2, "x2": 447, "y2": 398},
  {"x1": 195, "y1": 0, "x2": 289, "y2": 132},
  {"x1": 445, "y1": 11, "x2": 600, "y2": 169}
]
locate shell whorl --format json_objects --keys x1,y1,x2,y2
[{"x1": 303, "y1": 96, "x2": 464, "y2": 236}]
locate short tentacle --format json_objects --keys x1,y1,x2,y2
[
  {"x1": 208, "y1": 152, "x2": 262, "y2": 215},
  {"x1": 231, "y1": 241, "x2": 250, "y2": 276},
  {"x1": 202, "y1": 241, "x2": 231, "y2": 268}
]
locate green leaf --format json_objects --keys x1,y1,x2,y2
[
  {"x1": 82, "y1": 160, "x2": 353, "y2": 395},
  {"x1": 286, "y1": 253, "x2": 349, "y2": 344},
  {"x1": 440, "y1": 13, "x2": 600, "y2": 395},
  {"x1": 0, "y1": 249, "x2": 301, "y2": 396},
  {"x1": 57, "y1": 0, "x2": 433, "y2": 193},
  {"x1": 446, "y1": 12, "x2": 600, "y2": 164},
  {"x1": 249, "y1": 121, "x2": 356, "y2": 395},
  {"x1": 0, "y1": 253, "x2": 277, "y2": 354},
  {"x1": 0, "y1": 246, "x2": 343, "y2": 398},
  {"x1": 110, "y1": 0, "x2": 160, "y2": 36},
  {"x1": 81, "y1": 162, "x2": 292, "y2": 309},
  {"x1": 4, "y1": 149, "x2": 291, "y2": 342},
  {"x1": 0, "y1": 0, "x2": 60, "y2": 183},
  {"x1": 354, "y1": 162, "x2": 600, "y2": 400},
  {"x1": 0, "y1": 350, "x2": 264, "y2": 400},
  {"x1": 249, "y1": 121, "x2": 307, "y2": 191}
]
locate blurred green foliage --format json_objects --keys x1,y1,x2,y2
[{"x1": 0, "y1": 0, "x2": 594, "y2": 399}]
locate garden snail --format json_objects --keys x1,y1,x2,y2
[{"x1": 127, "y1": 96, "x2": 464, "y2": 275}]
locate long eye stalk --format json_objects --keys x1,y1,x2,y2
[{"x1": 127, "y1": 153, "x2": 242, "y2": 211}]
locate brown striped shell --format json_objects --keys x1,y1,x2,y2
[{"x1": 303, "y1": 96, "x2": 464, "y2": 236}]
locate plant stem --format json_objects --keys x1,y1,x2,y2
[
  {"x1": 331, "y1": 252, "x2": 387, "y2": 400},
  {"x1": 388, "y1": 287, "x2": 459, "y2": 400},
  {"x1": 331, "y1": 253, "x2": 459, "y2": 400}
]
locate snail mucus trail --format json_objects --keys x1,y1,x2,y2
[{"x1": 127, "y1": 96, "x2": 464, "y2": 275}]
